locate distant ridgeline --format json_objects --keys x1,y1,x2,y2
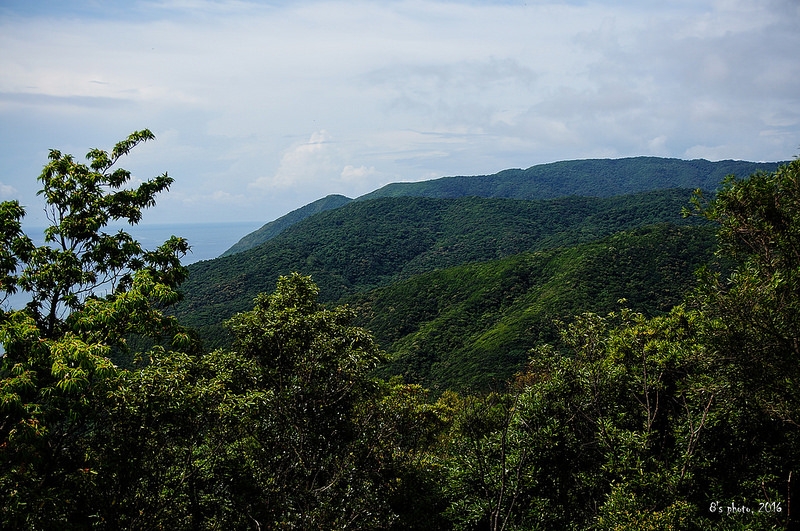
[
  {"x1": 177, "y1": 157, "x2": 782, "y2": 391},
  {"x1": 223, "y1": 157, "x2": 781, "y2": 256}
]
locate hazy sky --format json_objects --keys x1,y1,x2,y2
[{"x1": 1, "y1": 0, "x2": 798, "y2": 226}]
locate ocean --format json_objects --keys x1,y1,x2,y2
[
  {"x1": 1, "y1": 221, "x2": 263, "y2": 312},
  {"x1": 22, "y1": 221, "x2": 263, "y2": 265},
  {"x1": 122, "y1": 221, "x2": 264, "y2": 264}
]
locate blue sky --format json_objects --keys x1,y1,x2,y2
[{"x1": 1, "y1": 0, "x2": 798, "y2": 226}]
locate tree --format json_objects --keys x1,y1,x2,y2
[
  {"x1": 214, "y1": 272, "x2": 392, "y2": 528},
  {"x1": 439, "y1": 160, "x2": 800, "y2": 530},
  {"x1": 686, "y1": 159, "x2": 800, "y2": 528},
  {"x1": 689, "y1": 159, "x2": 800, "y2": 425},
  {"x1": 443, "y1": 389, "x2": 539, "y2": 531},
  {"x1": 1, "y1": 132, "x2": 449, "y2": 528},
  {"x1": 3, "y1": 129, "x2": 187, "y2": 338},
  {"x1": 0, "y1": 130, "x2": 191, "y2": 528}
]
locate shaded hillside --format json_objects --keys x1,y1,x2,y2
[
  {"x1": 358, "y1": 157, "x2": 782, "y2": 201},
  {"x1": 222, "y1": 194, "x2": 352, "y2": 256},
  {"x1": 349, "y1": 224, "x2": 717, "y2": 391},
  {"x1": 175, "y1": 189, "x2": 705, "y2": 346}
]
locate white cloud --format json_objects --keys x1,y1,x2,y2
[
  {"x1": 0, "y1": 0, "x2": 798, "y2": 225},
  {"x1": 648, "y1": 136, "x2": 669, "y2": 156},
  {"x1": 341, "y1": 164, "x2": 378, "y2": 183},
  {"x1": 0, "y1": 183, "x2": 17, "y2": 198},
  {"x1": 250, "y1": 130, "x2": 339, "y2": 190}
]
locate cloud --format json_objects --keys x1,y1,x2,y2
[
  {"x1": 341, "y1": 164, "x2": 378, "y2": 183},
  {"x1": 250, "y1": 131, "x2": 339, "y2": 190},
  {"x1": 0, "y1": 0, "x2": 798, "y2": 225},
  {"x1": 0, "y1": 182, "x2": 17, "y2": 198}
]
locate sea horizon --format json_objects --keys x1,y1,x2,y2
[
  {"x1": 1, "y1": 221, "x2": 264, "y2": 313},
  {"x1": 22, "y1": 220, "x2": 265, "y2": 265},
  {"x1": 122, "y1": 220, "x2": 264, "y2": 264}
]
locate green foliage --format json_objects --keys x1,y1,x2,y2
[
  {"x1": 442, "y1": 390, "x2": 544, "y2": 531},
  {"x1": 367, "y1": 379, "x2": 453, "y2": 530},
  {"x1": 351, "y1": 224, "x2": 716, "y2": 391},
  {"x1": 688, "y1": 160, "x2": 800, "y2": 528},
  {"x1": 441, "y1": 304, "x2": 794, "y2": 530},
  {"x1": 219, "y1": 273, "x2": 388, "y2": 527},
  {"x1": 437, "y1": 160, "x2": 800, "y2": 530},
  {"x1": 79, "y1": 273, "x2": 449, "y2": 529},
  {"x1": 689, "y1": 159, "x2": 800, "y2": 425},
  {"x1": 176, "y1": 189, "x2": 706, "y2": 349},
  {"x1": 12, "y1": 130, "x2": 187, "y2": 338},
  {"x1": 440, "y1": 308, "x2": 700, "y2": 529},
  {"x1": 0, "y1": 131, "x2": 193, "y2": 528},
  {"x1": 3, "y1": 133, "x2": 797, "y2": 529}
]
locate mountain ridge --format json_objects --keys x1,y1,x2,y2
[
  {"x1": 357, "y1": 157, "x2": 781, "y2": 201},
  {"x1": 175, "y1": 189, "x2": 707, "y2": 348},
  {"x1": 223, "y1": 157, "x2": 782, "y2": 256}
]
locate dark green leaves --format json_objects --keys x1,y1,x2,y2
[
  {"x1": 0, "y1": 201, "x2": 33, "y2": 302},
  {"x1": 0, "y1": 131, "x2": 192, "y2": 528}
]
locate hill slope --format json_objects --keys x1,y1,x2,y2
[
  {"x1": 175, "y1": 189, "x2": 705, "y2": 346},
  {"x1": 348, "y1": 224, "x2": 717, "y2": 391},
  {"x1": 222, "y1": 194, "x2": 352, "y2": 256}
]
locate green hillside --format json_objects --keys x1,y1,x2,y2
[
  {"x1": 358, "y1": 157, "x2": 781, "y2": 201},
  {"x1": 223, "y1": 158, "x2": 781, "y2": 256},
  {"x1": 348, "y1": 224, "x2": 717, "y2": 391},
  {"x1": 175, "y1": 189, "x2": 705, "y2": 345},
  {"x1": 222, "y1": 193, "x2": 352, "y2": 256}
]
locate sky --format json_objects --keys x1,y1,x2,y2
[{"x1": 1, "y1": 0, "x2": 798, "y2": 226}]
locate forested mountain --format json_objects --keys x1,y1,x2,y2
[
  {"x1": 222, "y1": 193, "x2": 352, "y2": 256},
  {"x1": 188, "y1": 157, "x2": 782, "y2": 387},
  {"x1": 174, "y1": 189, "x2": 705, "y2": 347},
  {"x1": 224, "y1": 157, "x2": 782, "y2": 255},
  {"x1": 349, "y1": 224, "x2": 717, "y2": 391},
  {"x1": 357, "y1": 157, "x2": 780, "y2": 200}
]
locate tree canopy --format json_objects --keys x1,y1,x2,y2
[{"x1": 1, "y1": 132, "x2": 798, "y2": 529}]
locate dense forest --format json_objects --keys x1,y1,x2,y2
[
  {"x1": 349, "y1": 224, "x2": 718, "y2": 391},
  {"x1": 1, "y1": 131, "x2": 798, "y2": 529},
  {"x1": 183, "y1": 158, "x2": 779, "y2": 389},
  {"x1": 176, "y1": 190, "x2": 710, "y2": 349}
]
